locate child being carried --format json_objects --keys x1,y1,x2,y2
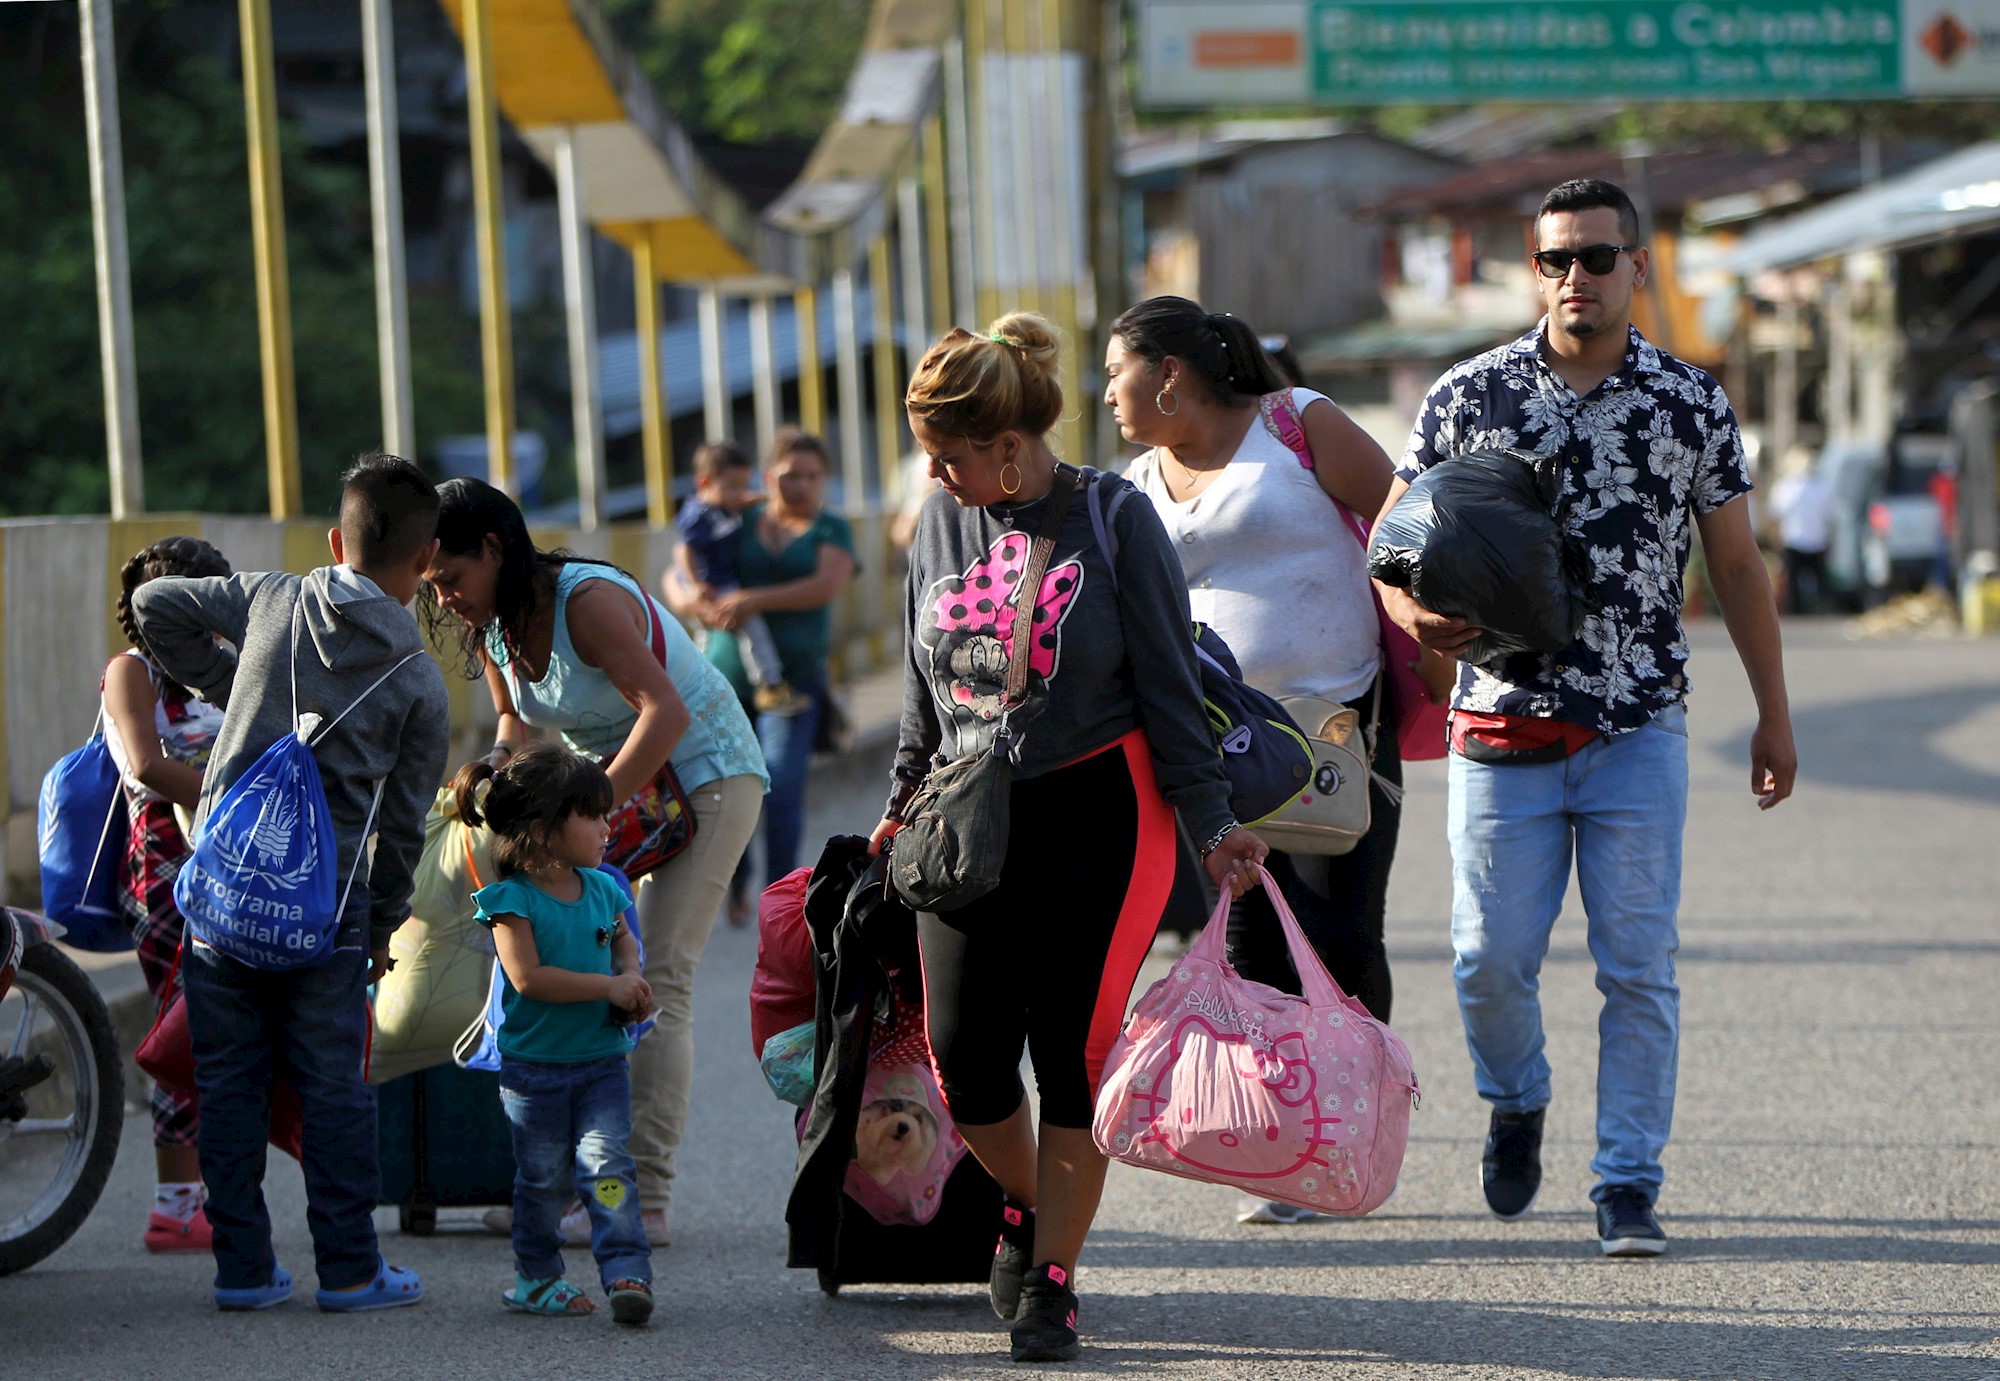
[{"x1": 677, "y1": 441, "x2": 810, "y2": 716}]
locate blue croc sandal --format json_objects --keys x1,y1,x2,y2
[
  {"x1": 316, "y1": 1258, "x2": 424, "y2": 1313},
  {"x1": 216, "y1": 1266, "x2": 293, "y2": 1311}
]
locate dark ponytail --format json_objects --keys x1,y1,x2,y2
[
  {"x1": 1108, "y1": 296, "x2": 1286, "y2": 407},
  {"x1": 451, "y1": 759, "x2": 497, "y2": 828},
  {"x1": 117, "y1": 536, "x2": 232, "y2": 699}
]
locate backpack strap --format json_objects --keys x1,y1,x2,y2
[
  {"x1": 1260, "y1": 389, "x2": 1373, "y2": 549},
  {"x1": 1259, "y1": 389, "x2": 1313, "y2": 470},
  {"x1": 334, "y1": 777, "x2": 388, "y2": 929},
  {"x1": 309, "y1": 649, "x2": 426, "y2": 745},
  {"x1": 1085, "y1": 470, "x2": 1134, "y2": 596}
]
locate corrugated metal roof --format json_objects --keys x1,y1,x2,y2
[
  {"x1": 596, "y1": 288, "x2": 905, "y2": 439},
  {"x1": 1724, "y1": 141, "x2": 2000, "y2": 274}
]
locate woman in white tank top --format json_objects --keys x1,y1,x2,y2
[{"x1": 1105, "y1": 296, "x2": 1407, "y2": 1225}]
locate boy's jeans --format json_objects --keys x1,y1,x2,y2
[
  {"x1": 499, "y1": 1055, "x2": 651, "y2": 1287},
  {"x1": 183, "y1": 942, "x2": 379, "y2": 1290},
  {"x1": 1446, "y1": 704, "x2": 1689, "y2": 1202}
]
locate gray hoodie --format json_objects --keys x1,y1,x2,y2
[{"x1": 131, "y1": 566, "x2": 451, "y2": 952}]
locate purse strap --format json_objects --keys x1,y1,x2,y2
[{"x1": 1002, "y1": 464, "x2": 1079, "y2": 710}]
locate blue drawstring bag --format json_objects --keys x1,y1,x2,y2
[
  {"x1": 37, "y1": 723, "x2": 134, "y2": 952},
  {"x1": 174, "y1": 600, "x2": 419, "y2": 970},
  {"x1": 456, "y1": 861, "x2": 652, "y2": 1072}
]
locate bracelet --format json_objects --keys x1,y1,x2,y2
[
  {"x1": 1198, "y1": 822, "x2": 1239, "y2": 859},
  {"x1": 490, "y1": 742, "x2": 515, "y2": 762}
]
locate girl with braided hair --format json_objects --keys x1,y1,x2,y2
[{"x1": 103, "y1": 534, "x2": 233, "y2": 1252}]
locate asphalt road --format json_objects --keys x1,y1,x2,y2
[{"x1": 5, "y1": 619, "x2": 1998, "y2": 1380}]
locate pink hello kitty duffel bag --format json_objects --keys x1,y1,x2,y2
[{"x1": 1092, "y1": 866, "x2": 1419, "y2": 1216}]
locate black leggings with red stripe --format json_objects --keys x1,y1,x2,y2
[{"x1": 917, "y1": 732, "x2": 1190, "y2": 1129}]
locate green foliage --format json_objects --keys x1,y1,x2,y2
[
  {"x1": 0, "y1": 10, "x2": 484, "y2": 519},
  {"x1": 602, "y1": 0, "x2": 871, "y2": 144}
]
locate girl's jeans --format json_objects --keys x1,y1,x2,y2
[
  {"x1": 498, "y1": 1054, "x2": 651, "y2": 1287},
  {"x1": 1446, "y1": 703, "x2": 1689, "y2": 1203}
]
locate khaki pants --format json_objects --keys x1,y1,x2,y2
[{"x1": 627, "y1": 772, "x2": 764, "y2": 1209}]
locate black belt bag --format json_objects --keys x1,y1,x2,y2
[{"x1": 891, "y1": 466, "x2": 1078, "y2": 913}]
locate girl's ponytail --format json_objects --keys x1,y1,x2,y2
[{"x1": 452, "y1": 760, "x2": 496, "y2": 827}]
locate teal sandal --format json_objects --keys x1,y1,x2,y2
[{"x1": 502, "y1": 1274, "x2": 595, "y2": 1316}]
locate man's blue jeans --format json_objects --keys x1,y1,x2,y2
[
  {"x1": 1446, "y1": 704, "x2": 1688, "y2": 1202},
  {"x1": 498, "y1": 1055, "x2": 651, "y2": 1287},
  {"x1": 183, "y1": 942, "x2": 379, "y2": 1290}
]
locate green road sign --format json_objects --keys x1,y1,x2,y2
[
  {"x1": 1136, "y1": 1, "x2": 2000, "y2": 107},
  {"x1": 1310, "y1": 2, "x2": 1901, "y2": 102}
]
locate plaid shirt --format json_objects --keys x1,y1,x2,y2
[{"x1": 1398, "y1": 321, "x2": 1752, "y2": 735}]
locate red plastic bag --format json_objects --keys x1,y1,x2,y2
[{"x1": 750, "y1": 868, "x2": 815, "y2": 1058}]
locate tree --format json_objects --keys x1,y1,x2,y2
[
  {"x1": 0, "y1": 6, "x2": 484, "y2": 519},
  {"x1": 602, "y1": 0, "x2": 871, "y2": 144}
]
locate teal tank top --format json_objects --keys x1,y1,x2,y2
[{"x1": 488, "y1": 562, "x2": 767, "y2": 792}]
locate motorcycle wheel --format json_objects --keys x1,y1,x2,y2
[{"x1": 0, "y1": 943, "x2": 125, "y2": 1275}]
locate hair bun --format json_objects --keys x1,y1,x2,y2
[{"x1": 905, "y1": 313, "x2": 1065, "y2": 442}]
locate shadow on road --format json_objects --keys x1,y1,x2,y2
[
  {"x1": 806, "y1": 1276, "x2": 2000, "y2": 1377},
  {"x1": 1714, "y1": 683, "x2": 2000, "y2": 805}
]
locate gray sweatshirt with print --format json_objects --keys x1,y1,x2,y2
[
  {"x1": 893, "y1": 468, "x2": 1235, "y2": 844},
  {"x1": 132, "y1": 567, "x2": 451, "y2": 952}
]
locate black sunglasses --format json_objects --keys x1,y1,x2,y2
[{"x1": 1533, "y1": 243, "x2": 1638, "y2": 278}]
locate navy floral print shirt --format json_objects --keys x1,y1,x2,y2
[{"x1": 1398, "y1": 321, "x2": 1753, "y2": 735}]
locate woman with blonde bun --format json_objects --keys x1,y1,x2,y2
[{"x1": 872, "y1": 312, "x2": 1267, "y2": 1363}]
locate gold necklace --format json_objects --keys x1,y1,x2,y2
[{"x1": 1165, "y1": 449, "x2": 1222, "y2": 495}]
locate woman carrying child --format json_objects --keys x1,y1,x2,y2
[
  {"x1": 104, "y1": 535, "x2": 232, "y2": 1253},
  {"x1": 458, "y1": 743, "x2": 656, "y2": 1323}
]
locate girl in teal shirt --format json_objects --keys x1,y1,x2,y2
[{"x1": 460, "y1": 743, "x2": 655, "y2": 1324}]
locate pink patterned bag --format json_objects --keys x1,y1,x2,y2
[{"x1": 1092, "y1": 866, "x2": 1419, "y2": 1216}]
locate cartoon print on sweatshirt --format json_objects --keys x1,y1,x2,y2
[{"x1": 918, "y1": 530, "x2": 1082, "y2": 755}]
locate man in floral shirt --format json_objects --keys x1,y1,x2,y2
[{"x1": 1379, "y1": 179, "x2": 1797, "y2": 1257}]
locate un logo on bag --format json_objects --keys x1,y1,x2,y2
[{"x1": 209, "y1": 792, "x2": 319, "y2": 891}]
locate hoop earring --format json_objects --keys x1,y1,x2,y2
[
  {"x1": 1155, "y1": 387, "x2": 1180, "y2": 418},
  {"x1": 999, "y1": 461, "x2": 1023, "y2": 496}
]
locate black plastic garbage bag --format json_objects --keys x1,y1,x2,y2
[{"x1": 1367, "y1": 448, "x2": 1592, "y2": 669}]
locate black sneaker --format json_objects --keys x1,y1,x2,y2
[
  {"x1": 1482, "y1": 1107, "x2": 1545, "y2": 1219},
  {"x1": 990, "y1": 1196, "x2": 1035, "y2": 1321},
  {"x1": 1010, "y1": 1262, "x2": 1080, "y2": 1363},
  {"x1": 1596, "y1": 1186, "x2": 1667, "y2": 1257}
]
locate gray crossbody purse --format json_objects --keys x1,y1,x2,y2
[{"x1": 891, "y1": 466, "x2": 1078, "y2": 913}]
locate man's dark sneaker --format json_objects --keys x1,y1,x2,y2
[
  {"x1": 990, "y1": 1197, "x2": 1035, "y2": 1321},
  {"x1": 1010, "y1": 1262, "x2": 1081, "y2": 1363},
  {"x1": 1596, "y1": 1186, "x2": 1668, "y2": 1257},
  {"x1": 1482, "y1": 1107, "x2": 1545, "y2": 1219}
]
